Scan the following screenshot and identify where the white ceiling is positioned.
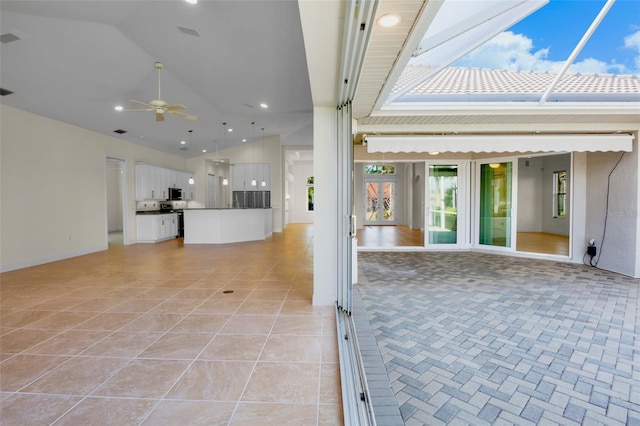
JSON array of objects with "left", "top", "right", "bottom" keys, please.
[
  {"left": 1, "top": 0, "right": 315, "bottom": 157},
  {"left": 2, "top": 0, "right": 638, "bottom": 160}
]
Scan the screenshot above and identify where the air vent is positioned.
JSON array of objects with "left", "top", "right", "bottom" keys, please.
[
  {"left": 1, "top": 33, "right": 21, "bottom": 44},
  {"left": 177, "top": 26, "right": 200, "bottom": 37},
  {"left": 179, "top": 146, "right": 189, "bottom": 151},
  {"left": 0, "top": 88, "right": 14, "bottom": 96},
  {"left": 113, "top": 129, "right": 127, "bottom": 134}
]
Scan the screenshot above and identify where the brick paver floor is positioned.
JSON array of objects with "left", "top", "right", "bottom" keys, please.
[{"left": 356, "top": 251, "right": 640, "bottom": 425}]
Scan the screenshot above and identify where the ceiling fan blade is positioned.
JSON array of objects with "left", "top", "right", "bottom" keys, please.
[
  {"left": 130, "top": 99, "right": 154, "bottom": 108},
  {"left": 165, "top": 104, "right": 186, "bottom": 111},
  {"left": 168, "top": 111, "right": 197, "bottom": 120},
  {"left": 120, "top": 108, "right": 153, "bottom": 112},
  {"left": 156, "top": 112, "right": 165, "bottom": 122}
]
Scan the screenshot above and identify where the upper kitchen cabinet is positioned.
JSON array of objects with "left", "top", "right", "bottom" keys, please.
[
  {"left": 135, "top": 163, "right": 195, "bottom": 201},
  {"left": 257, "top": 163, "right": 270, "bottom": 190},
  {"left": 135, "top": 164, "right": 160, "bottom": 200},
  {"left": 182, "top": 172, "right": 195, "bottom": 200},
  {"left": 232, "top": 163, "right": 270, "bottom": 191}
]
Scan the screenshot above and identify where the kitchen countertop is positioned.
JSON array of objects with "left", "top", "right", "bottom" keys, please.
[
  {"left": 136, "top": 211, "right": 181, "bottom": 215},
  {"left": 184, "top": 207, "right": 272, "bottom": 210}
]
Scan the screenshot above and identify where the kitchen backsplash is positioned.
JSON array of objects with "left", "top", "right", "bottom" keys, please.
[
  {"left": 170, "top": 201, "right": 188, "bottom": 210},
  {"left": 136, "top": 200, "right": 188, "bottom": 212},
  {"left": 136, "top": 201, "right": 160, "bottom": 211}
]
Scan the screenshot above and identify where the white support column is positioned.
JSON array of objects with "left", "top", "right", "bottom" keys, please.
[
  {"left": 313, "top": 106, "right": 338, "bottom": 306},
  {"left": 571, "top": 152, "right": 587, "bottom": 264}
]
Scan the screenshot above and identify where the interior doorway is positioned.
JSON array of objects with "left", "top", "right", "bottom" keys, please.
[
  {"left": 106, "top": 157, "right": 126, "bottom": 245},
  {"left": 516, "top": 154, "right": 571, "bottom": 256}
]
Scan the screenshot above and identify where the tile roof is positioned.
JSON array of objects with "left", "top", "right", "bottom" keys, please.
[{"left": 393, "top": 67, "right": 640, "bottom": 101}]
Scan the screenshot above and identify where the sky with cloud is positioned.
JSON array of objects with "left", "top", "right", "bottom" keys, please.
[{"left": 453, "top": 0, "right": 640, "bottom": 75}]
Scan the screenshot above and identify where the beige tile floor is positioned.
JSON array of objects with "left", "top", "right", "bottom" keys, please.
[{"left": 0, "top": 224, "right": 343, "bottom": 425}]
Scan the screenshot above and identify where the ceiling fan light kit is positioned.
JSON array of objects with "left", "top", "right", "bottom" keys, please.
[{"left": 118, "top": 62, "right": 197, "bottom": 122}]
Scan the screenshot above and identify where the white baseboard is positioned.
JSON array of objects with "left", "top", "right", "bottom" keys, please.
[{"left": 0, "top": 244, "right": 108, "bottom": 273}]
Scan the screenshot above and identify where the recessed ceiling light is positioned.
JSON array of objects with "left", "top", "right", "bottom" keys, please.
[
  {"left": 180, "top": 140, "right": 186, "bottom": 145},
  {"left": 242, "top": 138, "right": 247, "bottom": 142},
  {"left": 202, "top": 149, "right": 207, "bottom": 153},
  {"left": 377, "top": 14, "right": 401, "bottom": 27},
  {"left": 184, "top": 0, "right": 197, "bottom": 4},
  {"left": 228, "top": 128, "right": 233, "bottom": 132},
  {"left": 260, "top": 103, "right": 268, "bottom": 109},
  {"left": 114, "top": 105, "right": 123, "bottom": 111}
]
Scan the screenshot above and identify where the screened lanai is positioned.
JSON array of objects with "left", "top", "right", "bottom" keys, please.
[{"left": 353, "top": 0, "right": 639, "bottom": 260}]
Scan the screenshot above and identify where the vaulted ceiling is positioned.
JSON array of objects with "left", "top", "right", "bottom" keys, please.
[
  {"left": 2, "top": 0, "right": 638, "bottom": 160},
  {"left": 1, "top": 1, "right": 314, "bottom": 157}
]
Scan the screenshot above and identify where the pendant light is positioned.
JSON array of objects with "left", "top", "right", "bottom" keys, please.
[
  {"left": 260, "top": 127, "right": 266, "bottom": 187},
  {"left": 250, "top": 121, "right": 257, "bottom": 186},
  {"left": 221, "top": 122, "right": 229, "bottom": 185},
  {"left": 187, "top": 130, "right": 195, "bottom": 184}
]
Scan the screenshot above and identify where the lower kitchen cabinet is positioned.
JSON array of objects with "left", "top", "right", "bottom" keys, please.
[{"left": 136, "top": 214, "right": 177, "bottom": 243}]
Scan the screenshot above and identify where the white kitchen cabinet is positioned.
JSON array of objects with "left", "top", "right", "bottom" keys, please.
[
  {"left": 166, "top": 214, "right": 178, "bottom": 238},
  {"left": 232, "top": 164, "right": 247, "bottom": 190},
  {"left": 135, "top": 163, "right": 195, "bottom": 201},
  {"left": 136, "top": 213, "right": 177, "bottom": 243},
  {"left": 135, "top": 164, "right": 167, "bottom": 200},
  {"left": 166, "top": 169, "right": 178, "bottom": 189},
  {"left": 155, "top": 168, "right": 169, "bottom": 200},
  {"left": 232, "top": 163, "right": 270, "bottom": 190},
  {"left": 135, "top": 164, "right": 158, "bottom": 200},
  {"left": 181, "top": 172, "right": 195, "bottom": 200},
  {"left": 256, "top": 163, "right": 270, "bottom": 190}
]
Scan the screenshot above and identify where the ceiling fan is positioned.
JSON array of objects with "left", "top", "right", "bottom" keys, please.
[{"left": 120, "top": 62, "right": 197, "bottom": 122}]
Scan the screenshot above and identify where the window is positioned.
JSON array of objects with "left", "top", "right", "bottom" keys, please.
[
  {"left": 364, "top": 164, "right": 395, "bottom": 175},
  {"left": 553, "top": 171, "right": 567, "bottom": 218},
  {"left": 306, "top": 176, "right": 314, "bottom": 211}
]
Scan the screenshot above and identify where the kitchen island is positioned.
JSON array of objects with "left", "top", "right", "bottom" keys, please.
[{"left": 183, "top": 208, "right": 272, "bottom": 244}]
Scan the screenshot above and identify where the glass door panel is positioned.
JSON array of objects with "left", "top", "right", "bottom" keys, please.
[
  {"left": 365, "top": 181, "right": 379, "bottom": 222},
  {"left": 381, "top": 182, "right": 396, "bottom": 223},
  {"left": 428, "top": 165, "right": 458, "bottom": 244},
  {"left": 479, "top": 162, "right": 513, "bottom": 247},
  {"left": 364, "top": 180, "right": 396, "bottom": 225}
]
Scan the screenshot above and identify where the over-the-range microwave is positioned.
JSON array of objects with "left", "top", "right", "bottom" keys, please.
[{"left": 168, "top": 187, "right": 182, "bottom": 200}]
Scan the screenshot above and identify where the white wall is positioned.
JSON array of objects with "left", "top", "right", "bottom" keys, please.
[
  {"left": 289, "top": 161, "right": 314, "bottom": 223},
  {"left": 517, "top": 157, "right": 544, "bottom": 232},
  {"left": 585, "top": 140, "right": 639, "bottom": 277},
  {"left": 1, "top": 105, "right": 188, "bottom": 272}
]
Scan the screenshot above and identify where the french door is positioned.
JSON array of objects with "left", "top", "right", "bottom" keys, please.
[
  {"left": 364, "top": 179, "right": 397, "bottom": 225},
  {"left": 425, "top": 162, "right": 469, "bottom": 248},
  {"left": 475, "top": 159, "right": 517, "bottom": 250},
  {"left": 428, "top": 164, "right": 458, "bottom": 244}
]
